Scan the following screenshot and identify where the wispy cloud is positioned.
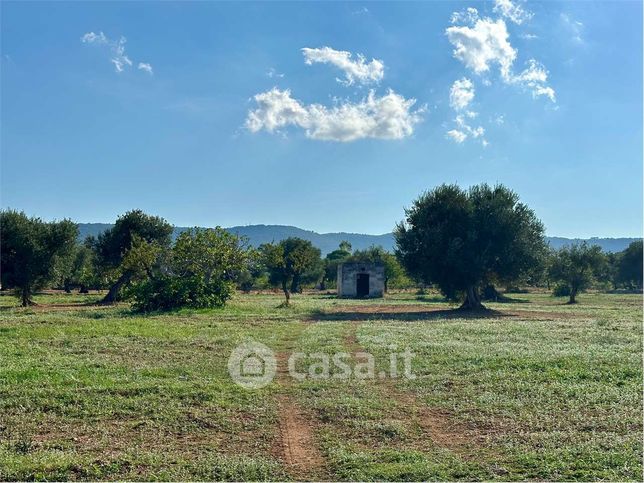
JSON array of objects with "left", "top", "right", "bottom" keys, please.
[
  {"left": 493, "top": 0, "right": 533, "bottom": 25},
  {"left": 81, "top": 31, "right": 152, "bottom": 74},
  {"left": 449, "top": 77, "right": 475, "bottom": 111},
  {"left": 561, "top": 13, "right": 584, "bottom": 44},
  {"left": 246, "top": 88, "right": 424, "bottom": 142},
  {"left": 266, "top": 67, "right": 284, "bottom": 79},
  {"left": 511, "top": 59, "right": 555, "bottom": 102},
  {"left": 302, "top": 46, "right": 384, "bottom": 86},
  {"left": 446, "top": 129, "right": 467, "bottom": 143},
  {"left": 137, "top": 62, "right": 153, "bottom": 74},
  {"left": 446, "top": 78, "right": 486, "bottom": 145},
  {"left": 445, "top": 10, "right": 555, "bottom": 103}
]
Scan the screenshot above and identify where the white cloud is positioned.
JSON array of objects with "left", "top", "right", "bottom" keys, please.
[
  {"left": 493, "top": 0, "right": 533, "bottom": 25},
  {"left": 81, "top": 31, "right": 151, "bottom": 74},
  {"left": 246, "top": 87, "right": 424, "bottom": 142},
  {"left": 520, "top": 33, "right": 538, "bottom": 40},
  {"left": 511, "top": 59, "right": 555, "bottom": 102},
  {"left": 446, "top": 79, "right": 486, "bottom": 145},
  {"left": 446, "top": 18, "right": 517, "bottom": 80},
  {"left": 446, "top": 114, "right": 486, "bottom": 145},
  {"left": 449, "top": 77, "right": 475, "bottom": 111},
  {"left": 302, "top": 46, "right": 384, "bottom": 86},
  {"left": 446, "top": 15, "right": 555, "bottom": 103},
  {"left": 456, "top": 114, "right": 485, "bottom": 138},
  {"left": 450, "top": 7, "right": 479, "bottom": 26},
  {"left": 138, "top": 62, "right": 153, "bottom": 74},
  {"left": 446, "top": 130, "right": 467, "bottom": 143},
  {"left": 81, "top": 32, "right": 107, "bottom": 44}
]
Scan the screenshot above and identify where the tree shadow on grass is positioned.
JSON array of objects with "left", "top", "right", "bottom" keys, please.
[
  {"left": 308, "top": 306, "right": 509, "bottom": 323},
  {"left": 0, "top": 300, "right": 102, "bottom": 311},
  {"left": 483, "top": 296, "right": 531, "bottom": 304}
]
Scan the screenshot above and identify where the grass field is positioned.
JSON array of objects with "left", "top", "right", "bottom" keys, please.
[{"left": 0, "top": 290, "right": 641, "bottom": 481}]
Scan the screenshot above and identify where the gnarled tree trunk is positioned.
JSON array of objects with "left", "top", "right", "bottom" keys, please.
[
  {"left": 102, "top": 272, "right": 130, "bottom": 304},
  {"left": 568, "top": 285, "right": 578, "bottom": 304},
  {"left": 460, "top": 285, "right": 484, "bottom": 310},
  {"left": 281, "top": 279, "right": 291, "bottom": 306},
  {"left": 21, "top": 287, "right": 35, "bottom": 307}
]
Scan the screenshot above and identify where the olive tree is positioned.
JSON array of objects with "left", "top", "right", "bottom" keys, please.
[
  {"left": 95, "top": 210, "right": 173, "bottom": 303},
  {"left": 260, "top": 237, "right": 321, "bottom": 305},
  {"left": 616, "top": 241, "right": 643, "bottom": 290},
  {"left": 0, "top": 210, "right": 78, "bottom": 306},
  {"left": 395, "top": 184, "right": 546, "bottom": 309},
  {"left": 322, "top": 241, "right": 352, "bottom": 289},
  {"left": 549, "top": 243, "right": 608, "bottom": 303}
]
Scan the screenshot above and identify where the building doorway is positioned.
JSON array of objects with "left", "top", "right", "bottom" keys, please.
[{"left": 356, "top": 273, "right": 370, "bottom": 297}]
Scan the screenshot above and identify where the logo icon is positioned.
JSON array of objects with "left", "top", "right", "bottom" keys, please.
[{"left": 228, "top": 341, "right": 277, "bottom": 389}]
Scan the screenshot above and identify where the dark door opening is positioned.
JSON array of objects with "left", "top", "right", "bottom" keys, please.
[{"left": 356, "top": 273, "right": 370, "bottom": 297}]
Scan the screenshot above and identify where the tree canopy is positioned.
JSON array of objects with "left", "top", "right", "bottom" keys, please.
[
  {"left": 129, "top": 228, "right": 249, "bottom": 311},
  {"left": 322, "top": 241, "right": 352, "bottom": 289},
  {"left": 1, "top": 210, "right": 78, "bottom": 306},
  {"left": 394, "top": 183, "right": 546, "bottom": 309},
  {"left": 260, "top": 237, "right": 321, "bottom": 305},
  {"left": 95, "top": 210, "right": 173, "bottom": 303},
  {"left": 549, "top": 242, "right": 608, "bottom": 303},
  {"left": 616, "top": 240, "right": 643, "bottom": 290}
]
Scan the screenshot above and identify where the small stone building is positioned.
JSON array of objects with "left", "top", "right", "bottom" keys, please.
[{"left": 337, "top": 262, "right": 385, "bottom": 298}]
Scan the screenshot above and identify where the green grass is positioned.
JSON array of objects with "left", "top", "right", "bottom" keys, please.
[{"left": 0, "top": 290, "right": 641, "bottom": 480}]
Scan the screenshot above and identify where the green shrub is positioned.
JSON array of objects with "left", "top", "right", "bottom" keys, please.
[
  {"left": 128, "top": 228, "right": 248, "bottom": 312},
  {"left": 129, "top": 274, "right": 235, "bottom": 312}
]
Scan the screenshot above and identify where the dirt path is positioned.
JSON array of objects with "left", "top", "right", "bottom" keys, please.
[
  {"left": 273, "top": 328, "right": 327, "bottom": 480},
  {"left": 343, "top": 321, "right": 493, "bottom": 458},
  {"left": 276, "top": 394, "right": 325, "bottom": 477}
]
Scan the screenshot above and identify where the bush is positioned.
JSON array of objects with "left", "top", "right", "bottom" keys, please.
[
  {"left": 553, "top": 283, "right": 571, "bottom": 297},
  {"left": 127, "top": 228, "right": 248, "bottom": 312},
  {"left": 130, "top": 274, "right": 235, "bottom": 312}
]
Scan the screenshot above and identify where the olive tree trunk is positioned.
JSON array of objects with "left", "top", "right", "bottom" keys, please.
[
  {"left": 568, "top": 285, "right": 578, "bottom": 304},
  {"left": 102, "top": 272, "right": 130, "bottom": 304},
  {"left": 281, "top": 279, "right": 291, "bottom": 306},
  {"left": 460, "top": 285, "right": 484, "bottom": 310},
  {"left": 21, "top": 287, "right": 35, "bottom": 307}
]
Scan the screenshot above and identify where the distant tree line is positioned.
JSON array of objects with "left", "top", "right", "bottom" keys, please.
[{"left": 1, "top": 185, "right": 641, "bottom": 310}]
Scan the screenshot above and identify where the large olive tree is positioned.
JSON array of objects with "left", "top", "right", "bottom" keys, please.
[
  {"left": 0, "top": 210, "right": 78, "bottom": 306},
  {"left": 395, "top": 184, "right": 546, "bottom": 309},
  {"left": 95, "top": 210, "right": 173, "bottom": 303}
]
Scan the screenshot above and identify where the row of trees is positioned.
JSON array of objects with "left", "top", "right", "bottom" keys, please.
[
  {"left": 1, "top": 185, "right": 641, "bottom": 309},
  {"left": 0, "top": 209, "right": 408, "bottom": 308}
]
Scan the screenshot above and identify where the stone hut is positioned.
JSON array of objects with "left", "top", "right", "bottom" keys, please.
[{"left": 337, "top": 262, "right": 385, "bottom": 298}]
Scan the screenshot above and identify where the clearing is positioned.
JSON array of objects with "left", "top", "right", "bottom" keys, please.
[{"left": 0, "top": 290, "right": 641, "bottom": 480}]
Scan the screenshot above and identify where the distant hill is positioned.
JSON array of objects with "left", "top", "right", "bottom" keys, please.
[{"left": 77, "top": 223, "right": 639, "bottom": 255}]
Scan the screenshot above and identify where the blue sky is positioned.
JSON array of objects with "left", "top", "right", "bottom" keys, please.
[{"left": 1, "top": 1, "right": 642, "bottom": 237}]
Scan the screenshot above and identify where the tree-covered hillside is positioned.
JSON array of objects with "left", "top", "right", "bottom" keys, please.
[{"left": 77, "top": 223, "right": 640, "bottom": 255}]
